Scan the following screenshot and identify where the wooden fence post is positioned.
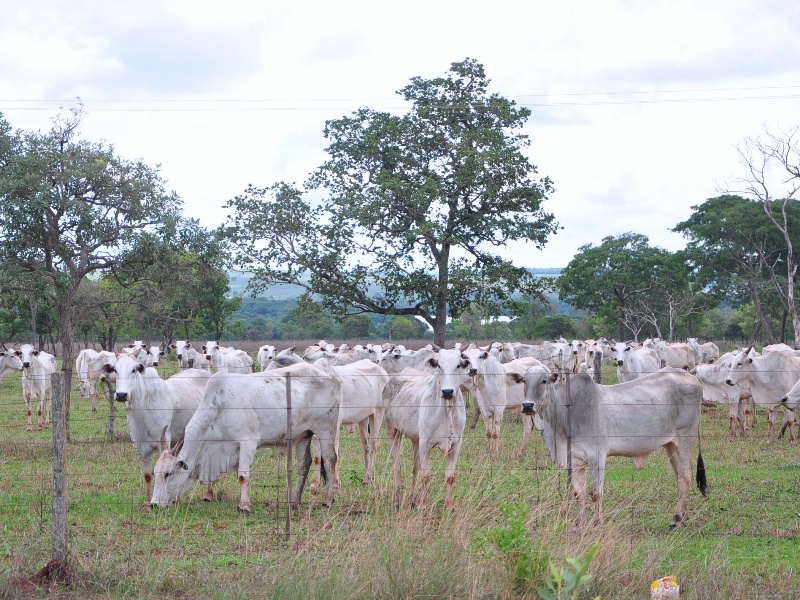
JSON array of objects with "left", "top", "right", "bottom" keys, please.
[
  {"left": 593, "top": 349, "right": 602, "bottom": 383},
  {"left": 565, "top": 370, "right": 573, "bottom": 494},
  {"left": 51, "top": 372, "right": 68, "bottom": 563},
  {"left": 285, "top": 372, "right": 292, "bottom": 539},
  {"left": 104, "top": 377, "right": 116, "bottom": 441}
]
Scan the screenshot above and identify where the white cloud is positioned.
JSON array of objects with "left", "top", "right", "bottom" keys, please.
[{"left": 2, "top": 0, "right": 799, "bottom": 269}]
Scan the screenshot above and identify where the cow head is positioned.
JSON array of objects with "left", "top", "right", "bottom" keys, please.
[
  {"left": 508, "top": 364, "right": 553, "bottom": 429},
  {"left": 725, "top": 347, "right": 753, "bottom": 387},
  {"left": 151, "top": 427, "right": 194, "bottom": 509},
  {"left": 461, "top": 348, "right": 489, "bottom": 376},
  {"left": 107, "top": 354, "right": 147, "bottom": 403},
  {"left": 425, "top": 348, "right": 471, "bottom": 400},
  {"left": 0, "top": 349, "right": 23, "bottom": 373},
  {"left": 16, "top": 344, "right": 39, "bottom": 369}
]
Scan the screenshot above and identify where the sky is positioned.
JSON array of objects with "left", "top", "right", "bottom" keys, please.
[{"left": 2, "top": 0, "right": 800, "bottom": 269}]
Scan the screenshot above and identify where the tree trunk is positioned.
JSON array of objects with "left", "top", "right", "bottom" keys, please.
[{"left": 58, "top": 291, "right": 75, "bottom": 442}]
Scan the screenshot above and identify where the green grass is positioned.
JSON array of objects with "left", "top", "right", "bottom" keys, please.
[{"left": 0, "top": 355, "right": 799, "bottom": 598}]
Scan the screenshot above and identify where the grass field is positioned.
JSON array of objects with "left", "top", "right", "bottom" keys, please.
[{"left": 0, "top": 353, "right": 799, "bottom": 598}]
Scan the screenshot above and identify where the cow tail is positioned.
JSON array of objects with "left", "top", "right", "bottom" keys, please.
[{"left": 696, "top": 418, "right": 708, "bottom": 497}]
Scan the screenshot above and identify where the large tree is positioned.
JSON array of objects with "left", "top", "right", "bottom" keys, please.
[
  {"left": 673, "top": 195, "right": 798, "bottom": 344},
  {"left": 724, "top": 127, "right": 800, "bottom": 345},
  {"left": 557, "top": 233, "right": 670, "bottom": 341},
  {"left": 0, "top": 105, "right": 182, "bottom": 438},
  {"left": 221, "top": 59, "right": 558, "bottom": 346}
]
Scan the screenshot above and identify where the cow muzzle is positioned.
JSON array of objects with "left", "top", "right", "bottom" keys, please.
[
  {"left": 521, "top": 402, "right": 536, "bottom": 415},
  {"left": 22, "top": 362, "right": 30, "bottom": 368},
  {"left": 725, "top": 378, "right": 734, "bottom": 386},
  {"left": 616, "top": 360, "right": 623, "bottom": 366},
  {"left": 115, "top": 392, "right": 128, "bottom": 402},
  {"left": 782, "top": 396, "right": 794, "bottom": 411},
  {"left": 441, "top": 388, "right": 454, "bottom": 399}
]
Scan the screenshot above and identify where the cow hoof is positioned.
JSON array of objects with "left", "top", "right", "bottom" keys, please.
[
  {"left": 236, "top": 507, "right": 251, "bottom": 516},
  {"left": 203, "top": 497, "right": 212, "bottom": 503},
  {"left": 322, "top": 501, "right": 334, "bottom": 509}
]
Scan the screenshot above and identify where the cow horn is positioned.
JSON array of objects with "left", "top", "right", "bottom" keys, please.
[
  {"left": 160, "top": 425, "right": 170, "bottom": 453},
  {"left": 171, "top": 435, "right": 185, "bottom": 457}
]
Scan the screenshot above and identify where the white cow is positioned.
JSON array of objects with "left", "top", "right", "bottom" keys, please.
[
  {"left": 468, "top": 355, "right": 543, "bottom": 454},
  {"left": 0, "top": 349, "right": 23, "bottom": 382},
  {"left": 17, "top": 344, "right": 57, "bottom": 431},
  {"left": 383, "top": 348, "right": 472, "bottom": 510},
  {"left": 75, "top": 348, "right": 107, "bottom": 412},
  {"left": 100, "top": 353, "right": 212, "bottom": 504},
  {"left": 692, "top": 351, "right": 753, "bottom": 437},
  {"left": 378, "top": 346, "right": 437, "bottom": 375},
  {"left": 171, "top": 341, "right": 198, "bottom": 369},
  {"left": 687, "top": 338, "right": 720, "bottom": 364},
  {"left": 149, "top": 361, "right": 342, "bottom": 512},
  {"left": 202, "top": 341, "right": 253, "bottom": 374},
  {"left": 257, "top": 344, "right": 277, "bottom": 371},
  {"left": 488, "top": 342, "right": 516, "bottom": 364},
  {"left": 607, "top": 342, "right": 661, "bottom": 382},
  {"left": 653, "top": 340, "right": 697, "bottom": 370},
  {"left": 310, "top": 359, "right": 390, "bottom": 488},
  {"left": 510, "top": 365, "right": 706, "bottom": 530},
  {"left": 725, "top": 348, "right": 800, "bottom": 443}
]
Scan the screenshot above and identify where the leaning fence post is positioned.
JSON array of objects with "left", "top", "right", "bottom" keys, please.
[
  {"left": 285, "top": 372, "right": 293, "bottom": 539},
  {"left": 51, "top": 371, "right": 68, "bottom": 564},
  {"left": 565, "top": 370, "right": 573, "bottom": 494}
]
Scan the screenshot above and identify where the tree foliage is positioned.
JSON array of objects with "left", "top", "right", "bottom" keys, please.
[{"left": 221, "top": 58, "right": 558, "bottom": 345}]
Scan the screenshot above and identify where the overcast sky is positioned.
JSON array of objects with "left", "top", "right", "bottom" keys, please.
[{"left": 2, "top": 0, "right": 800, "bottom": 268}]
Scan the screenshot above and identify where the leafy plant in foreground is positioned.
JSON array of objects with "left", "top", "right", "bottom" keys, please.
[{"left": 537, "top": 540, "right": 600, "bottom": 600}]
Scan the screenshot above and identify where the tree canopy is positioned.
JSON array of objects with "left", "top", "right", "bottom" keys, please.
[{"left": 221, "top": 58, "right": 558, "bottom": 345}]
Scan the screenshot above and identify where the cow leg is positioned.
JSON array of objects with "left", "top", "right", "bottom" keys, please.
[
  {"left": 357, "top": 419, "right": 370, "bottom": 483},
  {"left": 37, "top": 392, "right": 45, "bottom": 431},
  {"left": 519, "top": 414, "right": 533, "bottom": 456},
  {"left": 492, "top": 412, "right": 503, "bottom": 454},
  {"left": 142, "top": 457, "right": 155, "bottom": 507},
  {"left": 291, "top": 436, "right": 313, "bottom": 508},
  {"left": 315, "top": 431, "right": 338, "bottom": 507},
  {"left": 783, "top": 407, "right": 796, "bottom": 443},
  {"left": 310, "top": 435, "right": 322, "bottom": 489},
  {"left": 415, "top": 440, "right": 431, "bottom": 512},
  {"left": 203, "top": 482, "right": 215, "bottom": 502},
  {"left": 24, "top": 392, "right": 33, "bottom": 431},
  {"left": 664, "top": 441, "right": 691, "bottom": 530},
  {"left": 767, "top": 406, "right": 777, "bottom": 444},
  {"left": 467, "top": 391, "right": 481, "bottom": 430},
  {"left": 444, "top": 437, "right": 464, "bottom": 510},
  {"left": 236, "top": 443, "right": 257, "bottom": 515},
  {"left": 588, "top": 456, "right": 606, "bottom": 527},
  {"left": 389, "top": 426, "right": 404, "bottom": 508},
  {"left": 44, "top": 390, "right": 51, "bottom": 428},
  {"left": 571, "top": 463, "right": 588, "bottom": 529},
  {"left": 483, "top": 409, "right": 495, "bottom": 453},
  {"left": 363, "top": 409, "right": 384, "bottom": 485}
]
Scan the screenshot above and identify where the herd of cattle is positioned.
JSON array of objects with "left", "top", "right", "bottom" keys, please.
[{"left": 1, "top": 336, "right": 799, "bottom": 529}]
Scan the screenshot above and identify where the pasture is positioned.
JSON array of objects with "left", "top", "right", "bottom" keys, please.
[{"left": 0, "top": 351, "right": 799, "bottom": 598}]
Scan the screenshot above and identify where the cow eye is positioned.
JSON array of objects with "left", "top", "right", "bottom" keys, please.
[{"left": 163, "top": 472, "right": 170, "bottom": 480}]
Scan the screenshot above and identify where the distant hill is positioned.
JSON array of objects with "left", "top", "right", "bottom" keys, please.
[{"left": 227, "top": 268, "right": 562, "bottom": 299}]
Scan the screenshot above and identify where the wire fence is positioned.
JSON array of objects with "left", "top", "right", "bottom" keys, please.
[{"left": 0, "top": 360, "right": 799, "bottom": 566}]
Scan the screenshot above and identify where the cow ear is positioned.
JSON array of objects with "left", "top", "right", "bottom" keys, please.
[
  {"left": 426, "top": 358, "right": 439, "bottom": 369},
  {"left": 460, "top": 359, "right": 470, "bottom": 369},
  {"left": 186, "top": 343, "right": 191, "bottom": 348},
  {"left": 481, "top": 351, "right": 489, "bottom": 360},
  {"left": 508, "top": 373, "right": 523, "bottom": 384},
  {"left": 136, "top": 363, "right": 145, "bottom": 373},
  {"left": 100, "top": 363, "right": 115, "bottom": 374},
  {"left": 202, "top": 346, "right": 207, "bottom": 351},
  {"left": 549, "top": 372, "right": 559, "bottom": 383},
  {"left": 170, "top": 344, "right": 176, "bottom": 349},
  {"left": 176, "top": 460, "right": 188, "bottom": 471},
  {"left": 33, "top": 350, "right": 39, "bottom": 356}
]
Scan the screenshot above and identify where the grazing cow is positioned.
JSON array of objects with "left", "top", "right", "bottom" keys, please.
[
  {"left": 0, "top": 348, "right": 23, "bottom": 382},
  {"left": 468, "top": 354, "right": 543, "bottom": 454},
  {"left": 692, "top": 351, "right": 754, "bottom": 437},
  {"left": 725, "top": 348, "right": 800, "bottom": 443},
  {"left": 687, "top": 338, "right": 720, "bottom": 364},
  {"left": 16, "top": 344, "right": 57, "bottom": 431},
  {"left": 653, "top": 340, "right": 697, "bottom": 370},
  {"left": 311, "top": 359, "right": 391, "bottom": 488},
  {"left": 607, "top": 342, "right": 661, "bottom": 382},
  {"left": 257, "top": 344, "right": 277, "bottom": 371},
  {"left": 383, "top": 348, "right": 472, "bottom": 510},
  {"left": 510, "top": 365, "right": 706, "bottom": 530},
  {"left": 149, "top": 361, "right": 342, "bottom": 512},
  {"left": 100, "top": 354, "right": 212, "bottom": 505},
  {"left": 202, "top": 341, "right": 253, "bottom": 374},
  {"left": 171, "top": 341, "right": 198, "bottom": 369}
]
